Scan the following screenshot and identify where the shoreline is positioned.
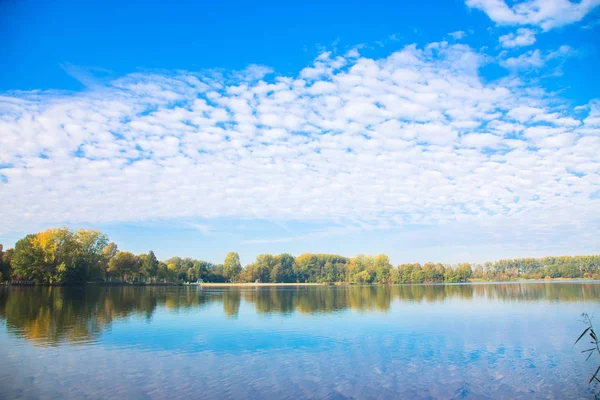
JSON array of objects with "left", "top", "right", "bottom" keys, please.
[
  {"left": 0, "top": 278, "right": 600, "bottom": 287},
  {"left": 193, "top": 282, "right": 329, "bottom": 287},
  {"left": 196, "top": 278, "right": 600, "bottom": 287},
  {"left": 3, "top": 277, "right": 599, "bottom": 287}
]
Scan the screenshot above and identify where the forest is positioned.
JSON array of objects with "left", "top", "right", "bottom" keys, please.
[{"left": 1, "top": 228, "right": 599, "bottom": 285}]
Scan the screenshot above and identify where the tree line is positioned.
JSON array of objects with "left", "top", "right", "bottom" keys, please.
[{"left": 1, "top": 228, "right": 599, "bottom": 285}]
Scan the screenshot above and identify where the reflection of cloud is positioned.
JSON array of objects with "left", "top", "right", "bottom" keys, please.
[{"left": 2, "top": 284, "right": 600, "bottom": 350}]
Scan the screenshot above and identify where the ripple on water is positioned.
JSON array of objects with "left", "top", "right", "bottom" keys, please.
[{"left": 1, "top": 283, "right": 599, "bottom": 399}]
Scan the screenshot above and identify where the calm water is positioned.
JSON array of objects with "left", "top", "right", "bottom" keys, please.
[{"left": 1, "top": 283, "right": 599, "bottom": 399}]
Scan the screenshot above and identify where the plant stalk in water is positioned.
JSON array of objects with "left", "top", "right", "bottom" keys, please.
[{"left": 575, "top": 313, "right": 600, "bottom": 394}]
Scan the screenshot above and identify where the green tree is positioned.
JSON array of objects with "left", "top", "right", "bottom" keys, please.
[
  {"left": 10, "top": 228, "right": 112, "bottom": 284},
  {"left": 186, "top": 267, "right": 196, "bottom": 282},
  {"left": 141, "top": 251, "right": 159, "bottom": 282},
  {"left": 99, "top": 242, "right": 118, "bottom": 280},
  {"left": 374, "top": 254, "right": 392, "bottom": 283},
  {"left": 444, "top": 267, "right": 459, "bottom": 283},
  {"left": 457, "top": 263, "right": 472, "bottom": 282},
  {"left": 355, "top": 270, "right": 371, "bottom": 283},
  {"left": 32, "top": 228, "right": 81, "bottom": 284},
  {"left": 0, "top": 244, "right": 12, "bottom": 281},
  {"left": 192, "top": 260, "right": 213, "bottom": 282},
  {"left": 74, "top": 229, "right": 109, "bottom": 281},
  {"left": 157, "top": 262, "right": 169, "bottom": 283},
  {"left": 108, "top": 251, "right": 139, "bottom": 282},
  {"left": 224, "top": 252, "right": 242, "bottom": 282},
  {"left": 11, "top": 235, "right": 46, "bottom": 283},
  {"left": 271, "top": 254, "right": 295, "bottom": 283},
  {"left": 410, "top": 265, "right": 425, "bottom": 283}
]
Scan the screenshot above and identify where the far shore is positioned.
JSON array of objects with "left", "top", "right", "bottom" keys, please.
[
  {"left": 194, "top": 282, "right": 329, "bottom": 287},
  {"left": 4, "top": 277, "right": 599, "bottom": 287},
  {"left": 195, "top": 278, "right": 600, "bottom": 287}
]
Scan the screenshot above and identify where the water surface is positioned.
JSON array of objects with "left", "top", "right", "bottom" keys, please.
[{"left": 1, "top": 283, "right": 599, "bottom": 399}]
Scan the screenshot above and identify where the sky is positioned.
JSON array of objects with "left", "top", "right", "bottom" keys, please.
[{"left": 1, "top": 0, "right": 599, "bottom": 265}]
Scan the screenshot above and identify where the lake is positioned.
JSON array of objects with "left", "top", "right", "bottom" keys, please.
[{"left": 1, "top": 283, "right": 599, "bottom": 399}]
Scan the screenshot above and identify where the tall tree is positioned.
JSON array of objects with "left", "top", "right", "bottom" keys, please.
[
  {"left": 11, "top": 235, "right": 46, "bottom": 283},
  {"left": 108, "top": 251, "right": 139, "bottom": 282},
  {"left": 271, "top": 254, "right": 295, "bottom": 283},
  {"left": 0, "top": 244, "right": 6, "bottom": 282},
  {"left": 74, "top": 229, "right": 109, "bottom": 281},
  {"left": 100, "top": 242, "right": 118, "bottom": 280},
  {"left": 224, "top": 252, "right": 242, "bottom": 282},
  {"left": 374, "top": 254, "right": 392, "bottom": 283},
  {"left": 141, "top": 251, "right": 159, "bottom": 282},
  {"left": 186, "top": 267, "right": 196, "bottom": 282},
  {"left": 2, "top": 248, "right": 14, "bottom": 281},
  {"left": 32, "top": 228, "right": 80, "bottom": 284}
]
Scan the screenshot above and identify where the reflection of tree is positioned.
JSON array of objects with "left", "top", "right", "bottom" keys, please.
[
  {"left": 0, "top": 286, "right": 160, "bottom": 345},
  {"left": 223, "top": 290, "right": 241, "bottom": 318},
  {"left": 1, "top": 283, "right": 599, "bottom": 346}
]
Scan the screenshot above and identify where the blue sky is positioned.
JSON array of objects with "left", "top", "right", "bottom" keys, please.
[{"left": 1, "top": 0, "right": 599, "bottom": 265}]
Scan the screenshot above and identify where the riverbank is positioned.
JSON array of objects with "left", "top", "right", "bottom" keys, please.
[
  {"left": 469, "top": 277, "right": 599, "bottom": 283},
  {"left": 191, "top": 282, "right": 330, "bottom": 287},
  {"left": 4, "top": 277, "right": 599, "bottom": 287}
]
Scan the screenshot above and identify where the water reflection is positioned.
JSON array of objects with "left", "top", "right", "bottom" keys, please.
[{"left": 0, "top": 282, "right": 599, "bottom": 346}]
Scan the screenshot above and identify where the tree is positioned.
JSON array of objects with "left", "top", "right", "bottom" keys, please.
[
  {"left": 108, "top": 251, "right": 139, "bottom": 282},
  {"left": 224, "top": 252, "right": 242, "bottom": 282},
  {"left": 186, "top": 267, "right": 196, "bottom": 282},
  {"left": 320, "top": 261, "right": 337, "bottom": 283},
  {"left": 457, "top": 263, "right": 472, "bottom": 282},
  {"left": 75, "top": 229, "right": 109, "bottom": 281},
  {"left": 410, "top": 265, "right": 425, "bottom": 283},
  {"left": 253, "top": 254, "right": 276, "bottom": 282},
  {"left": 294, "top": 254, "right": 318, "bottom": 283},
  {"left": 374, "top": 254, "right": 392, "bottom": 283},
  {"left": 141, "top": 251, "right": 159, "bottom": 282},
  {"left": 444, "top": 267, "right": 459, "bottom": 283},
  {"left": 355, "top": 270, "right": 371, "bottom": 283},
  {"left": 31, "top": 228, "right": 80, "bottom": 284},
  {"left": 99, "top": 242, "right": 118, "bottom": 280},
  {"left": 157, "top": 262, "right": 169, "bottom": 283},
  {"left": 271, "top": 254, "right": 295, "bottom": 283},
  {"left": 11, "top": 235, "right": 46, "bottom": 283},
  {"left": 193, "top": 260, "right": 210, "bottom": 282},
  {"left": 0, "top": 244, "right": 13, "bottom": 281},
  {"left": 10, "top": 228, "right": 112, "bottom": 284}
]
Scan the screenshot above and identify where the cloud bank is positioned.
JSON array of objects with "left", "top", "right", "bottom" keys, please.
[
  {"left": 466, "top": 0, "right": 600, "bottom": 31},
  {"left": 0, "top": 41, "right": 599, "bottom": 241}
]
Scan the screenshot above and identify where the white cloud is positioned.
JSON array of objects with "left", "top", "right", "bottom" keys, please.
[
  {"left": 501, "top": 49, "right": 545, "bottom": 68},
  {"left": 547, "top": 44, "right": 576, "bottom": 60},
  {"left": 186, "top": 222, "right": 212, "bottom": 235},
  {"left": 241, "top": 225, "right": 361, "bottom": 244},
  {"left": 449, "top": 30, "right": 467, "bottom": 39},
  {"left": 500, "top": 45, "right": 574, "bottom": 69},
  {"left": 461, "top": 133, "right": 502, "bottom": 148},
  {"left": 499, "top": 28, "right": 537, "bottom": 48},
  {"left": 466, "top": 0, "right": 600, "bottom": 31},
  {"left": 0, "top": 41, "right": 598, "bottom": 247}
]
